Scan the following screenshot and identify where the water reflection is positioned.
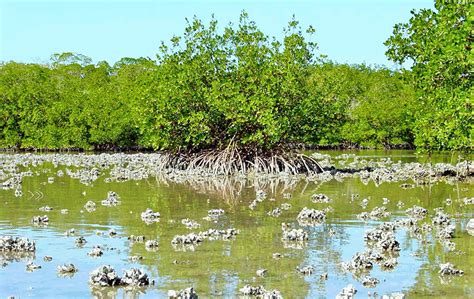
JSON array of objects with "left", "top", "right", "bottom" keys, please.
[{"left": 0, "top": 152, "right": 472, "bottom": 298}]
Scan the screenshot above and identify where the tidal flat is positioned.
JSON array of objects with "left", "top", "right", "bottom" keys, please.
[{"left": 0, "top": 151, "right": 473, "bottom": 298}]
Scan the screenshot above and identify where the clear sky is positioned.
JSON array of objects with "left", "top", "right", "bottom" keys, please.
[{"left": 0, "top": 0, "right": 433, "bottom": 67}]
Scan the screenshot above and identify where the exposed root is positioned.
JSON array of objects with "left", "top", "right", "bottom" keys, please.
[{"left": 162, "top": 144, "right": 322, "bottom": 176}]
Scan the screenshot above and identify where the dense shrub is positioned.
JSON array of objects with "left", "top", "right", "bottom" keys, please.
[
  {"left": 385, "top": 0, "right": 472, "bottom": 150},
  {"left": 0, "top": 8, "right": 468, "bottom": 151}
]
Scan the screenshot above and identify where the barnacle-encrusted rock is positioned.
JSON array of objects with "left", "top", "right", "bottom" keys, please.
[
  {"left": 297, "top": 207, "right": 326, "bottom": 221},
  {"left": 267, "top": 207, "right": 282, "bottom": 217},
  {"left": 57, "top": 263, "right": 78, "bottom": 273},
  {"left": 376, "top": 232, "right": 401, "bottom": 252},
  {"left": 381, "top": 292, "right": 406, "bottom": 299},
  {"left": 369, "top": 206, "right": 390, "bottom": 219},
  {"left": 128, "top": 255, "right": 143, "bottom": 262},
  {"left": 181, "top": 218, "right": 200, "bottom": 229},
  {"left": 207, "top": 209, "right": 225, "bottom": 217},
  {"left": 88, "top": 246, "right": 103, "bottom": 257},
  {"left": 75, "top": 236, "right": 87, "bottom": 246},
  {"left": 239, "top": 285, "right": 282, "bottom": 298},
  {"left": 171, "top": 233, "right": 203, "bottom": 245},
  {"left": 256, "top": 268, "right": 267, "bottom": 277},
  {"left": 0, "top": 236, "right": 35, "bottom": 252},
  {"left": 466, "top": 218, "right": 474, "bottom": 236},
  {"left": 296, "top": 265, "right": 314, "bottom": 275},
  {"left": 432, "top": 210, "right": 451, "bottom": 226},
  {"left": 89, "top": 265, "right": 121, "bottom": 286},
  {"left": 168, "top": 287, "right": 198, "bottom": 298},
  {"left": 84, "top": 200, "right": 96, "bottom": 212},
  {"left": 145, "top": 240, "right": 159, "bottom": 249},
  {"left": 311, "top": 193, "right": 331, "bottom": 203},
  {"left": 336, "top": 284, "right": 357, "bottom": 299},
  {"left": 38, "top": 206, "right": 53, "bottom": 212},
  {"left": 439, "top": 263, "right": 463, "bottom": 276},
  {"left": 141, "top": 208, "right": 161, "bottom": 224},
  {"left": 297, "top": 207, "right": 326, "bottom": 226},
  {"left": 128, "top": 235, "right": 146, "bottom": 243},
  {"left": 406, "top": 205, "right": 428, "bottom": 219},
  {"left": 199, "top": 228, "right": 239, "bottom": 240},
  {"left": 26, "top": 262, "right": 41, "bottom": 271},
  {"left": 437, "top": 225, "right": 455, "bottom": 239},
  {"left": 32, "top": 215, "right": 49, "bottom": 224},
  {"left": 282, "top": 228, "right": 308, "bottom": 241},
  {"left": 101, "top": 191, "right": 120, "bottom": 206},
  {"left": 121, "top": 268, "right": 150, "bottom": 286},
  {"left": 361, "top": 276, "right": 380, "bottom": 287},
  {"left": 342, "top": 251, "right": 373, "bottom": 272},
  {"left": 382, "top": 258, "right": 398, "bottom": 269}
]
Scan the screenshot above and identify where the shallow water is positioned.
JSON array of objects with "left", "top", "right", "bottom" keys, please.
[{"left": 0, "top": 151, "right": 473, "bottom": 298}]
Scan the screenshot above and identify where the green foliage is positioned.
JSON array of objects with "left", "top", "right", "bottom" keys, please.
[
  {"left": 139, "top": 13, "right": 318, "bottom": 151},
  {"left": 5, "top": 10, "right": 464, "bottom": 152},
  {"left": 385, "top": 0, "right": 473, "bottom": 150}
]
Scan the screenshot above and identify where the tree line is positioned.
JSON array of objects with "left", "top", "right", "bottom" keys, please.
[{"left": 0, "top": 2, "right": 471, "bottom": 152}]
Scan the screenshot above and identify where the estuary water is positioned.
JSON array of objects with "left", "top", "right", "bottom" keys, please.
[{"left": 0, "top": 151, "right": 472, "bottom": 298}]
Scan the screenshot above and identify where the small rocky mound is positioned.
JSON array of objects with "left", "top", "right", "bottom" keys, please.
[
  {"left": 75, "top": 236, "right": 87, "bottom": 246},
  {"left": 207, "top": 209, "right": 225, "bottom": 217},
  {"left": 361, "top": 276, "right": 380, "bottom": 287},
  {"left": 84, "top": 201, "right": 96, "bottom": 212},
  {"left": 311, "top": 193, "right": 331, "bottom": 203},
  {"left": 32, "top": 215, "right": 49, "bottom": 224},
  {"left": 406, "top": 205, "right": 428, "bottom": 219},
  {"left": 199, "top": 228, "right": 239, "bottom": 240},
  {"left": 296, "top": 265, "right": 314, "bottom": 275},
  {"left": 438, "top": 263, "right": 463, "bottom": 276},
  {"left": 101, "top": 191, "right": 120, "bottom": 206},
  {"left": 335, "top": 284, "right": 357, "bottom": 299},
  {"left": 121, "top": 268, "right": 150, "bottom": 286},
  {"left": 89, "top": 265, "right": 121, "bottom": 286},
  {"left": 89, "top": 265, "right": 150, "bottom": 287},
  {"left": 88, "top": 246, "right": 103, "bottom": 257},
  {"left": 0, "top": 236, "right": 35, "bottom": 252},
  {"left": 436, "top": 225, "right": 455, "bottom": 239},
  {"left": 297, "top": 207, "right": 326, "bottom": 226},
  {"left": 267, "top": 207, "right": 282, "bottom": 217},
  {"left": 141, "top": 208, "right": 161, "bottom": 224},
  {"left": 466, "top": 218, "right": 474, "bottom": 236},
  {"left": 432, "top": 210, "right": 451, "bottom": 226},
  {"left": 128, "top": 235, "right": 146, "bottom": 243},
  {"left": 39, "top": 206, "right": 53, "bottom": 212},
  {"left": 181, "top": 218, "right": 200, "bottom": 229},
  {"left": 171, "top": 233, "right": 203, "bottom": 245},
  {"left": 239, "top": 285, "right": 282, "bottom": 298},
  {"left": 57, "top": 263, "right": 78, "bottom": 273},
  {"left": 168, "top": 287, "right": 198, "bottom": 299},
  {"left": 26, "top": 262, "right": 41, "bottom": 271},
  {"left": 342, "top": 251, "right": 373, "bottom": 272},
  {"left": 282, "top": 228, "right": 308, "bottom": 241},
  {"left": 145, "top": 240, "right": 159, "bottom": 250}
]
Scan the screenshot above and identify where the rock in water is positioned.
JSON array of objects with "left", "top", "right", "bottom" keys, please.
[
  {"left": 466, "top": 218, "right": 474, "bottom": 236},
  {"left": 89, "top": 265, "right": 121, "bottom": 286},
  {"left": 167, "top": 287, "right": 198, "bottom": 298}
]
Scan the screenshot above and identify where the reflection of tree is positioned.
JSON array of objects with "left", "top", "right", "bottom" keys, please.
[
  {"left": 405, "top": 228, "right": 474, "bottom": 297},
  {"left": 0, "top": 251, "right": 35, "bottom": 267},
  {"left": 153, "top": 174, "right": 303, "bottom": 205},
  {"left": 2, "top": 159, "right": 473, "bottom": 298}
]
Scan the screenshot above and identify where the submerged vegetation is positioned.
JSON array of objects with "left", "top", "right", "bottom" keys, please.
[{"left": 0, "top": 1, "right": 471, "bottom": 154}]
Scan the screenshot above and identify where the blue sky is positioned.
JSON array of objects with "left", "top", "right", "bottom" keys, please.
[{"left": 0, "top": 0, "right": 433, "bottom": 67}]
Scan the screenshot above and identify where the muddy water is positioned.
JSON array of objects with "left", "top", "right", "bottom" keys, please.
[{"left": 0, "top": 151, "right": 473, "bottom": 298}]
